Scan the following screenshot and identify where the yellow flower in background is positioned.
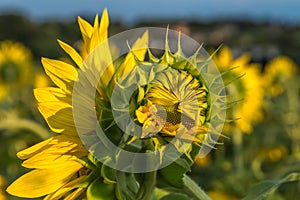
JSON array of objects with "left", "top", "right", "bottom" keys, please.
[
  {"left": 208, "top": 190, "right": 238, "bottom": 200},
  {"left": 263, "top": 56, "right": 298, "bottom": 96},
  {"left": 0, "top": 41, "right": 33, "bottom": 100},
  {"left": 265, "top": 146, "right": 287, "bottom": 162},
  {"left": 0, "top": 175, "right": 7, "bottom": 200},
  {"left": 34, "top": 71, "right": 51, "bottom": 88},
  {"left": 213, "top": 46, "right": 264, "bottom": 133},
  {"left": 194, "top": 154, "right": 211, "bottom": 167},
  {"left": 0, "top": 84, "right": 7, "bottom": 100}
]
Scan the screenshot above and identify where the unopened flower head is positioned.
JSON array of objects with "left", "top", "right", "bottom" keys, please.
[{"left": 7, "top": 9, "right": 226, "bottom": 199}]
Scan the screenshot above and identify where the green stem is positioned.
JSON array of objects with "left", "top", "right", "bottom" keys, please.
[
  {"left": 0, "top": 118, "right": 50, "bottom": 139},
  {"left": 233, "top": 126, "right": 244, "bottom": 174},
  {"left": 285, "top": 78, "right": 300, "bottom": 157},
  {"left": 183, "top": 174, "right": 211, "bottom": 200},
  {"left": 136, "top": 171, "right": 157, "bottom": 200}
]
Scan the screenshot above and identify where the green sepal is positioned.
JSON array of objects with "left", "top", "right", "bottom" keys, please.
[
  {"left": 157, "top": 160, "right": 187, "bottom": 188},
  {"left": 76, "top": 169, "right": 100, "bottom": 188},
  {"left": 174, "top": 32, "right": 185, "bottom": 58},
  {"left": 160, "top": 193, "right": 190, "bottom": 200},
  {"left": 75, "top": 156, "right": 98, "bottom": 170},
  {"left": 153, "top": 188, "right": 169, "bottom": 200},
  {"left": 148, "top": 48, "right": 160, "bottom": 63},
  {"left": 101, "top": 162, "right": 116, "bottom": 184},
  {"left": 157, "top": 142, "right": 200, "bottom": 188},
  {"left": 115, "top": 171, "right": 137, "bottom": 200},
  {"left": 87, "top": 177, "right": 116, "bottom": 200},
  {"left": 136, "top": 171, "right": 157, "bottom": 200},
  {"left": 115, "top": 181, "right": 126, "bottom": 200}
]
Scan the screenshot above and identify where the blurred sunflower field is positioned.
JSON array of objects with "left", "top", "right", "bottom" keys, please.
[{"left": 0, "top": 5, "right": 300, "bottom": 200}]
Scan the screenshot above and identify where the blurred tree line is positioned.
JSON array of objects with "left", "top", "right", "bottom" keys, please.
[{"left": 1, "top": 14, "right": 300, "bottom": 66}]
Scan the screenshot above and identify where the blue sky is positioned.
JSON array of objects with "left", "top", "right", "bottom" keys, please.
[{"left": 0, "top": 0, "right": 299, "bottom": 24}]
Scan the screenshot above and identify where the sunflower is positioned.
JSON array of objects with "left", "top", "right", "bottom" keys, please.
[
  {"left": 7, "top": 9, "right": 114, "bottom": 199},
  {"left": 0, "top": 41, "right": 33, "bottom": 100},
  {"left": 213, "top": 46, "right": 264, "bottom": 133},
  {"left": 8, "top": 9, "right": 225, "bottom": 199},
  {"left": 0, "top": 175, "right": 6, "bottom": 200},
  {"left": 34, "top": 71, "right": 51, "bottom": 89},
  {"left": 262, "top": 55, "right": 298, "bottom": 97}
]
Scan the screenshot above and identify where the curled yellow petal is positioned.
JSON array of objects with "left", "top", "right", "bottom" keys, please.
[
  {"left": 146, "top": 84, "right": 178, "bottom": 106},
  {"left": 34, "top": 87, "right": 71, "bottom": 104},
  {"left": 7, "top": 162, "right": 82, "bottom": 198},
  {"left": 57, "top": 39, "right": 83, "bottom": 68},
  {"left": 21, "top": 139, "right": 87, "bottom": 169},
  {"left": 17, "top": 135, "right": 82, "bottom": 159},
  {"left": 41, "top": 57, "right": 78, "bottom": 92},
  {"left": 77, "top": 16, "right": 93, "bottom": 41},
  {"left": 65, "top": 187, "right": 85, "bottom": 200},
  {"left": 44, "top": 175, "right": 87, "bottom": 200},
  {"left": 34, "top": 87, "right": 77, "bottom": 134},
  {"left": 99, "top": 8, "right": 109, "bottom": 43},
  {"left": 121, "top": 31, "right": 149, "bottom": 76}
]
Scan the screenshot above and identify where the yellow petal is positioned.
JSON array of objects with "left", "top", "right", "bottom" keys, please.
[
  {"left": 37, "top": 104, "right": 76, "bottom": 135},
  {"left": 6, "top": 162, "right": 82, "bottom": 198},
  {"left": 64, "top": 187, "right": 85, "bottom": 200},
  {"left": 44, "top": 175, "right": 87, "bottom": 200},
  {"left": 99, "top": 8, "right": 109, "bottom": 42},
  {"left": 42, "top": 57, "right": 77, "bottom": 92},
  {"left": 17, "top": 137, "right": 53, "bottom": 159},
  {"left": 77, "top": 16, "right": 93, "bottom": 58},
  {"left": 34, "top": 87, "right": 71, "bottom": 104},
  {"left": 57, "top": 39, "right": 83, "bottom": 68},
  {"left": 22, "top": 138, "right": 87, "bottom": 169},
  {"left": 88, "top": 10, "right": 114, "bottom": 86},
  {"left": 121, "top": 31, "right": 149, "bottom": 75},
  {"left": 34, "top": 87, "right": 76, "bottom": 134},
  {"left": 136, "top": 109, "right": 149, "bottom": 124},
  {"left": 89, "top": 14, "right": 99, "bottom": 52},
  {"left": 77, "top": 16, "right": 93, "bottom": 41},
  {"left": 17, "top": 135, "right": 81, "bottom": 159},
  {"left": 146, "top": 85, "right": 178, "bottom": 106}
]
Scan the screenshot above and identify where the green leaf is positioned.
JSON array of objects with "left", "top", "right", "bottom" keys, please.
[
  {"left": 160, "top": 193, "right": 190, "bottom": 200},
  {"left": 127, "top": 173, "right": 139, "bottom": 195},
  {"left": 158, "top": 160, "right": 187, "bottom": 188},
  {"left": 182, "top": 175, "right": 212, "bottom": 200},
  {"left": 158, "top": 143, "right": 200, "bottom": 189},
  {"left": 153, "top": 188, "right": 169, "bottom": 200},
  {"left": 136, "top": 171, "right": 157, "bottom": 200},
  {"left": 76, "top": 169, "right": 99, "bottom": 188},
  {"left": 87, "top": 178, "right": 115, "bottom": 200},
  {"left": 242, "top": 173, "right": 300, "bottom": 200},
  {"left": 115, "top": 183, "right": 126, "bottom": 200},
  {"left": 101, "top": 162, "right": 116, "bottom": 184},
  {"left": 115, "top": 171, "right": 137, "bottom": 200}
]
